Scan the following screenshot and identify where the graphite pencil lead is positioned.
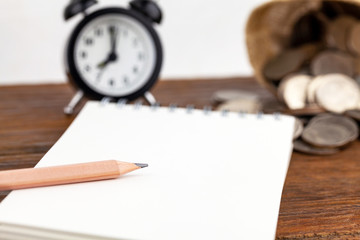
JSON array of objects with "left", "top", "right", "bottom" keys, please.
[{"left": 134, "top": 163, "right": 148, "bottom": 168}]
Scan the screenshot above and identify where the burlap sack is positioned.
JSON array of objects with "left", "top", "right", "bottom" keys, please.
[{"left": 246, "top": 0, "right": 360, "bottom": 95}]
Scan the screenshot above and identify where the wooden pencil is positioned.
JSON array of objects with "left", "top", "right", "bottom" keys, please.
[{"left": 0, "top": 160, "right": 147, "bottom": 191}]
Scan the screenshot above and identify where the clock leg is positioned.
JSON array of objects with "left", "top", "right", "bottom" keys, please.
[
  {"left": 144, "top": 91, "right": 157, "bottom": 106},
  {"left": 64, "top": 90, "right": 84, "bottom": 115}
]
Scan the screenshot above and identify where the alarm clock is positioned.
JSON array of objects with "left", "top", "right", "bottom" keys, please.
[{"left": 63, "top": 0, "right": 162, "bottom": 114}]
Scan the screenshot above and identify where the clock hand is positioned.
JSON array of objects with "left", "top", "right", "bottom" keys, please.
[
  {"left": 109, "top": 25, "right": 119, "bottom": 55},
  {"left": 97, "top": 26, "right": 119, "bottom": 69},
  {"left": 97, "top": 58, "right": 111, "bottom": 69},
  {"left": 97, "top": 52, "right": 117, "bottom": 69},
  {"left": 96, "top": 64, "right": 108, "bottom": 81}
]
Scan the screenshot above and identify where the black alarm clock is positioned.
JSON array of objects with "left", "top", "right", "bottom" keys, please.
[{"left": 63, "top": 0, "right": 162, "bottom": 114}]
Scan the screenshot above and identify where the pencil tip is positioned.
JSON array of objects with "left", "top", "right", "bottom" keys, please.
[{"left": 135, "top": 163, "right": 148, "bottom": 168}]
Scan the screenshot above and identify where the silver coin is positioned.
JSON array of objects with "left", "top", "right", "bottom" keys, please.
[
  {"left": 211, "top": 90, "right": 259, "bottom": 104},
  {"left": 310, "top": 50, "right": 355, "bottom": 77},
  {"left": 347, "top": 22, "right": 360, "bottom": 56},
  {"left": 326, "top": 16, "right": 357, "bottom": 52},
  {"left": 216, "top": 98, "right": 262, "bottom": 114},
  {"left": 306, "top": 75, "right": 329, "bottom": 104},
  {"left": 261, "top": 99, "right": 287, "bottom": 113},
  {"left": 278, "top": 74, "right": 312, "bottom": 109},
  {"left": 293, "top": 139, "right": 339, "bottom": 155},
  {"left": 344, "top": 109, "right": 360, "bottom": 122},
  {"left": 293, "top": 118, "right": 304, "bottom": 140},
  {"left": 302, "top": 114, "right": 359, "bottom": 148},
  {"left": 315, "top": 74, "right": 360, "bottom": 113}
]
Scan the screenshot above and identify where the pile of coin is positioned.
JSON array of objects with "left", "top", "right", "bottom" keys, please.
[
  {"left": 257, "top": 10, "right": 360, "bottom": 154},
  {"left": 263, "top": 13, "right": 360, "bottom": 114},
  {"left": 293, "top": 113, "right": 359, "bottom": 155},
  {"left": 212, "top": 88, "right": 360, "bottom": 155}
]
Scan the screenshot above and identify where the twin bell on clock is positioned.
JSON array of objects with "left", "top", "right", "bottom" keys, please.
[{"left": 63, "top": 0, "right": 163, "bottom": 114}]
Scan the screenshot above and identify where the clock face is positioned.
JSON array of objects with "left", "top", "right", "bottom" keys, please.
[{"left": 68, "top": 9, "right": 162, "bottom": 99}]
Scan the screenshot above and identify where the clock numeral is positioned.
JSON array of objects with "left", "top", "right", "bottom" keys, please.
[
  {"left": 138, "top": 52, "right": 144, "bottom": 61},
  {"left": 85, "top": 65, "right": 91, "bottom": 72},
  {"left": 80, "top": 51, "right": 87, "bottom": 59},
  {"left": 85, "top": 38, "right": 93, "bottom": 45},
  {"left": 109, "top": 79, "right": 115, "bottom": 87},
  {"left": 133, "top": 66, "right": 138, "bottom": 74},
  {"left": 109, "top": 25, "right": 119, "bottom": 38},
  {"left": 95, "top": 28, "right": 103, "bottom": 37},
  {"left": 123, "top": 76, "right": 129, "bottom": 85}
]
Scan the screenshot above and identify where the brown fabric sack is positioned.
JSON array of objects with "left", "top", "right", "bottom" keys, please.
[{"left": 246, "top": 0, "right": 360, "bottom": 95}]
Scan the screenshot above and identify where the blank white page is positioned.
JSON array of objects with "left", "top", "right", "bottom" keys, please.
[{"left": 0, "top": 101, "right": 294, "bottom": 240}]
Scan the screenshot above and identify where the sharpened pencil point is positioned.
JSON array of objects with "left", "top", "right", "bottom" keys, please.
[{"left": 135, "top": 163, "right": 148, "bottom": 168}]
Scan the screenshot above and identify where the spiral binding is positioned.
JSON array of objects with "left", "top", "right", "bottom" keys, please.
[
  {"left": 203, "top": 106, "right": 212, "bottom": 115},
  {"left": 186, "top": 104, "right": 194, "bottom": 114},
  {"left": 257, "top": 111, "right": 264, "bottom": 119},
  {"left": 100, "top": 97, "right": 112, "bottom": 105},
  {"left": 221, "top": 109, "right": 229, "bottom": 116},
  {"left": 151, "top": 102, "right": 161, "bottom": 110},
  {"left": 117, "top": 99, "right": 127, "bottom": 107},
  {"left": 99, "top": 97, "right": 282, "bottom": 120},
  {"left": 134, "top": 100, "right": 143, "bottom": 109},
  {"left": 239, "top": 111, "right": 246, "bottom": 118},
  {"left": 169, "top": 103, "right": 177, "bottom": 112}
]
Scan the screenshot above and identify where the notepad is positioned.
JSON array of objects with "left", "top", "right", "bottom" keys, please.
[{"left": 0, "top": 101, "right": 295, "bottom": 240}]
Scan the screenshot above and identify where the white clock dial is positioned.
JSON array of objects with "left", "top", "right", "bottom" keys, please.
[{"left": 74, "top": 14, "right": 156, "bottom": 97}]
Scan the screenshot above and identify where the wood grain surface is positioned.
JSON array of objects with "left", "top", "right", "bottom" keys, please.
[{"left": 0, "top": 78, "right": 360, "bottom": 239}]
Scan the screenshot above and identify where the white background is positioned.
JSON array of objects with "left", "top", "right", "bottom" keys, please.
[{"left": 0, "top": 0, "right": 266, "bottom": 85}]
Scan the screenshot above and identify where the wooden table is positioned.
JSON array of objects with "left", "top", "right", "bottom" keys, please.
[{"left": 1, "top": 77, "right": 360, "bottom": 239}]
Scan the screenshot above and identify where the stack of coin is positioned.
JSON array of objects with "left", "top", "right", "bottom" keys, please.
[
  {"left": 293, "top": 114, "right": 359, "bottom": 155},
  {"left": 259, "top": 11, "right": 360, "bottom": 154},
  {"left": 211, "top": 90, "right": 360, "bottom": 155},
  {"left": 278, "top": 73, "right": 360, "bottom": 114},
  {"left": 263, "top": 13, "right": 360, "bottom": 115}
]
